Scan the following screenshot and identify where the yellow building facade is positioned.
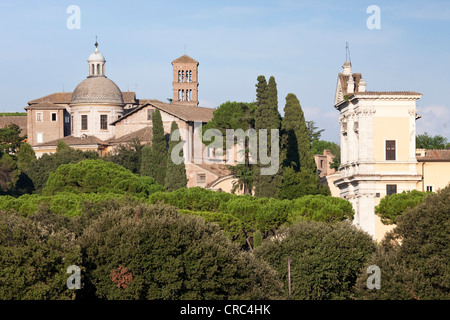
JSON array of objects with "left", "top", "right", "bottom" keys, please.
[{"left": 330, "top": 60, "right": 450, "bottom": 242}]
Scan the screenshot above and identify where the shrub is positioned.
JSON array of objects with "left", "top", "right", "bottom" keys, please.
[
  {"left": 355, "top": 184, "right": 450, "bottom": 300},
  {"left": 178, "top": 209, "right": 245, "bottom": 245},
  {"left": 375, "top": 190, "right": 429, "bottom": 225},
  {"left": 79, "top": 202, "right": 283, "bottom": 299},
  {"left": 43, "top": 159, "right": 163, "bottom": 197},
  {"left": 255, "top": 221, "right": 375, "bottom": 300},
  {"left": 0, "top": 209, "right": 81, "bottom": 299},
  {"left": 26, "top": 145, "right": 99, "bottom": 193},
  {"left": 149, "top": 187, "right": 234, "bottom": 212},
  {"left": 0, "top": 192, "right": 140, "bottom": 217},
  {"left": 289, "top": 195, "right": 354, "bottom": 223}
]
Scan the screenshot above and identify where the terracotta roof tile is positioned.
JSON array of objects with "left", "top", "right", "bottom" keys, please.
[
  {"left": 0, "top": 116, "right": 27, "bottom": 136},
  {"left": 171, "top": 54, "right": 199, "bottom": 64},
  {"left": 111, "top": 100, "right": 215, "bottom": 125},
  {"left": 27, "top": 92, "right": 73, "bottom": 105},
  {"left": 35, "top": 135, "right": 108, "bottom": 147},
  {"left": 108, "top": 126, "right": 153, "bottom": 145},
  {"left": 25, "top": 101, "right": 67, "bottom": 110},
  {"left": 417, "top": 149, "right": 450, "bottom": 161},
  {"left": 27, "top": 91, "right": 137, "bottom": 105}
]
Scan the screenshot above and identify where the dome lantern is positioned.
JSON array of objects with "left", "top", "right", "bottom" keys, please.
[{"left": 88, "top": 38, "right": 106, "bottom": 77}]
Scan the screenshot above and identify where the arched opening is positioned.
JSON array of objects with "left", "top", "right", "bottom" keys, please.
[
  {"left": 91, "top": 64, "right": 95, "bottom": 75},
  {"left": 97, "top": 64, "right": 100, "bottom": 75}
]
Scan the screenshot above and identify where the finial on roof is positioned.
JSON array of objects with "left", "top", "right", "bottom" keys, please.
[
  {"left": 345, "top": 42, "right": 351, "bottom": 64},
  {"left": 95, "top": 35, "right": 98, "bottom": 49}
]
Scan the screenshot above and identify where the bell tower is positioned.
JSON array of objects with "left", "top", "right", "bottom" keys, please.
[{"left": 171, "top": 55, "right": 199, "bottom": 106}]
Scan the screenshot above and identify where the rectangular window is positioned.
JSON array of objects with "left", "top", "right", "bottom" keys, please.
[
  {"left": 386, "top": 140, "right": 396, "bottom": 160},
  {"left": 426, "top": 186, "right": 433, "bottom": 192},
  {"left": 81, "top": 115, "right": 88, "bottom": 130},
  {"left": 100, "top": 115, "right": 108, "bottom": 130},
  {"left": 51, "top": 113, "right": 57, "bottom": 121},
  {"left": 36, "top": 133, "right": 43, "bottom": 143},
  {"left": 64, "top": 115, "right": 70, "bottom": 124},
  {"left": 386, "top": 184, "right": 397, "bottom": 196},
  {"left": 36, "top": 112, "right": 42, "bottom": 122},
  {"left": 196, "top": 173, "right": 206, "bottom": 184}
]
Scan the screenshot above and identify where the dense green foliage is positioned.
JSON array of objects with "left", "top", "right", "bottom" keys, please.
[
  {"left": 0, "top": 112, "right": 27, "bottom": 116},
  {"left": 281, "top": 93, "right": 315, "bottom": 172},
  {"left": 142, "top": 110, "right": 167, "bottom": 185},
  {"left": 165, "top": 121, "right": 187, "bottom": 191},
  {"left": 16, "top": 142, "right": 36, "bottom": 172},
  {"left": 0, "top": 209, "right": 81, "bottom": 299},
  {"left": 0, "top": 192, "right": 134, "bottom": 217},
  {"left": 149, "top": 187, "right": 353, "bottom": 248},
  {"left": 105, "top": 139, "right": 143, "bottom": 174},
  {"left": 43, "top": 159, "right": 163, "bottom": 197},
  {"left": 0, "top": 153, "right": 18, "bottom": 194},
  {"left": 375, "top": 190, "right": 429, "bottom": 225},
  {"left": 253, "top": 75, "right": 282, "bottom": 198},
  {"left": 278, "top": 93, "right": 325, "bottom": 198},
  {"left": 79, "top": 202, "right": 284, "bottom": 299},
  {"left": 355, "top": 184, "right": 450, "bottom": 300},
  {"left": 27, "top": 143, "right": 99, "bottom": 193},
  {"left": 255, "top": 221, "right": 375, "bottom": 300},
  {"left": 0, "top": 123, "right": 26, "bottom": 155},
  {"left": 416, "top": 132, "right": 450, "bottom": 149}
]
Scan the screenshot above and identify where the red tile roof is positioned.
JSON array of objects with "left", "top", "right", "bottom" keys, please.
[
  {"left": 0, "top": 115, "right": 27, "bottom": 136},
  {"left": 417, "top": 149, "right": 450, "bottom": 161},
  {"left": 171, "top": 55, "right": 199, "bottom": 64}
]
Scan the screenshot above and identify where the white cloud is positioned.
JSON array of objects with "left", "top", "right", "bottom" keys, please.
[{"left": 416, "top": 104, "right": 450, "bottom": 138}]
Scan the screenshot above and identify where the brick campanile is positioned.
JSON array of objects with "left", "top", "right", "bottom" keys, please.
[{"left": 172, "top": 55, "right": 199, "bottom": 106}]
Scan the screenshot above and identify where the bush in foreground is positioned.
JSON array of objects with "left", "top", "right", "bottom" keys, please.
[
  {"left": 43, "top": 159, "right": 163, "bottom": 197},
  {"left": 254, "top": 221, "right": 375, "bottom": 300},
  {"left": 355, "top": 184, "right": 450, "bottom": 300},
  {"left": 0, "top": 208, "right": 81, "bottom": 299},
  {"left": 80, "top": 202, "right": 284, "bottom": 299}
]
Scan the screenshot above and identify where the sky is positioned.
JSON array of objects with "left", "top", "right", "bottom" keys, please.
[{"left": 1, "top": 0, "right": 449, "bottom": 143}]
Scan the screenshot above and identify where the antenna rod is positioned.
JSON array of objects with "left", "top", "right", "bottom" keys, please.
[{"left": 346, "top": 42, "right": 351, "bottom": 63}]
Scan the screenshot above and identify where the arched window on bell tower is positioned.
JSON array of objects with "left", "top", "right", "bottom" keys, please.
[{"left": 171, "top": 54, "right": 199, "bottom": 106}]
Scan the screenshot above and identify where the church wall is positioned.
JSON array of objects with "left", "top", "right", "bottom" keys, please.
[
  {"left": 27, "top": 108, "right": 65, "bottom": 146},
  {"left": 71, "top": 104, "right": 122, "bottom": 140},
  {"left": 114, "top": 106, "right": 155, "bottom": 139},
  {"left": 185, "top": 163, "right": 219, "bottom": 188}
]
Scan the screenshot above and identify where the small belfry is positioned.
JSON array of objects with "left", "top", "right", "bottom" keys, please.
[
  {"left": 171, "top": 54, "right": 199, "bottom": 106},
  {"left": 88, "top": 37, "right": 106, "bottom": 77}
]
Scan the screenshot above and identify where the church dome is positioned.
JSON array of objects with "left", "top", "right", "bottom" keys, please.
[{"left": 71, "top": 76, "right": 124, "bottom": 105}]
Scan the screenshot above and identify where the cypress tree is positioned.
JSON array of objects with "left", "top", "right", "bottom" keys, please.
[
  {"left": 281, "top": 93, "right": 317, "bottom": 173},
  {"left": 165, "top": 121, "right": 187, "bottom": 192},
  {"left": 141, "top": 109, "right": 167, "bottom": 185},
  {"left": 254, "top": 75, "right": 282, "bottom": 198},
  {"left": 278, "top": 93, "right": 326, "bottom": 199},
  {"left": 268, "top": 76, "right": 282, "bottom": 122}
]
